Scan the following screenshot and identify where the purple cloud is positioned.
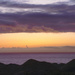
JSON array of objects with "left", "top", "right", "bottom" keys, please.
[{"left": 0, "top": 1, "right": 75, "bottom": 33}]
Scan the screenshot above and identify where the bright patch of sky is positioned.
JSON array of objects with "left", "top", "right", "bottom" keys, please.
[
  {"left": 1, "top": 0, "right": 69, "bottom": 5},
  {"left": 25, "top": 0, "right": 69, "bottom": 5},
  {"left": 0, "top": 7, "right": 25, "bottom": 13},
  {"left": 0, "top": 7, "right": 46, "bottom": 14}
]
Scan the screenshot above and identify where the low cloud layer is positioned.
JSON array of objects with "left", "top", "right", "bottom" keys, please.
[
  {"left": 0, "top": 0, "right": 75, "bottom": 33},
  {"left": 0, "top": 46, "right": 75, "bottom": 53}
]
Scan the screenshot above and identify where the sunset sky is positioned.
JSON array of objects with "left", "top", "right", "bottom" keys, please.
[{"left": 0, "top": 0, "right": 75, "bottom": 52}]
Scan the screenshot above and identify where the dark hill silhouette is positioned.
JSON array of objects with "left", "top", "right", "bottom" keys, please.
[
  {"left": 62, "top": 59, "right": 75, "bottom": 72},
  {"left": 0, "top": 59, "right": 75, "bottom": 75},
  {"left": 22, "top": 59, "right": 59, "bottom": 75},
  {"left": 23, "top": 59, "right": 39, "bottom": 65},
  {"left": 0, "top": 63, "right": 5, "bottom": 66}
]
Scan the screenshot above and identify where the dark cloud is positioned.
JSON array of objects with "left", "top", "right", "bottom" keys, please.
[
  {"left": 0, "top": 12, "right": 75, "bottom": 33},
  {"left": 0, "top": 0, "right": 75, "bottom": 33},
  {"left": 0, "top": 19, "right": 16, "bottom": 26}
]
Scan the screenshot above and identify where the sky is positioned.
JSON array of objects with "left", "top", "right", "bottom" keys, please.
[{"left": 0, "top": 0, "right": 75, "bottom": 53}]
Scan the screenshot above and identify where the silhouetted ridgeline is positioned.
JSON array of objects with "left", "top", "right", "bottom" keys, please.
[{"left": 0, "top": 59, "right": 75, "bottom": 75}]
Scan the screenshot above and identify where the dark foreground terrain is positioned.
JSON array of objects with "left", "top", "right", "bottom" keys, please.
[{"left": 0, "top": 59, "right": 75, "bottom": 75}]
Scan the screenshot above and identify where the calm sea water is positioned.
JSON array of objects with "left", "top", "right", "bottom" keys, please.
[{"left": 0, "top": 53, "right": 75, "bottom": 65}]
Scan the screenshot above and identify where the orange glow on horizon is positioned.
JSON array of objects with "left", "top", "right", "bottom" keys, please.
[{"left": 0, "top": 32, "right": 75, "bottom": 48}]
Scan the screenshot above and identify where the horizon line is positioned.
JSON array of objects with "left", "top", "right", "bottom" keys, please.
[
  {"left": 0, "top": 46, "right": 75, "bottom": 49},
  {"left": 0, "top": 52, "right": 75, "bottom": 54}
]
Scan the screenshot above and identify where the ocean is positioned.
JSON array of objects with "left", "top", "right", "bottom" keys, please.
[{"left": 0, "top": 53, "right": 75, "bottom": 65}]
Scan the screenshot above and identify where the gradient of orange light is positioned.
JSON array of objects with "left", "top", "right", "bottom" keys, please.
[{"left": 0, "top": 32, "right": 75, "bottom": 48}]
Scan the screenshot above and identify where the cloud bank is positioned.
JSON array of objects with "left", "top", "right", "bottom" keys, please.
[
  {"left": 0, "top": 46, "right": 75, "bottom": 53},
  {"left": 0, "top": 0, "right": 75, "bottom": 33}
]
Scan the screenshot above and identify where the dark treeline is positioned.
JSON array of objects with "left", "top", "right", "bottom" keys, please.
[{"left": 0, "top": 59, "right": 75, "bottom": 75}]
